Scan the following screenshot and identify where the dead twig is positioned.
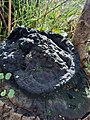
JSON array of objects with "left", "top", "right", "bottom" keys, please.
[
  {"left": 8, "top": 0, "right": 11, "bottom": 35},
  {"left": 0, "top": 8, "right": 7, "bottom": 28}
]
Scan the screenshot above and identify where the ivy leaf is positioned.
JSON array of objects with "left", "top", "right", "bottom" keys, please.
[
  {"left": 8, "top": 89, "right": 15, "bottom": 98},
  {"left": 5, "top": 73, "right": 12, "bottom": 80},
  {"left": 1, "top": 89, "right": 7, "bottom": 97},
  {"left": 0, "top": 73, "right": 4, "bottom": 80}
]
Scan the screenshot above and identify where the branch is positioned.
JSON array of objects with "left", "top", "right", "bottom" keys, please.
[{"left": 8, "top": 0, "right": 11, "bottom": 35}]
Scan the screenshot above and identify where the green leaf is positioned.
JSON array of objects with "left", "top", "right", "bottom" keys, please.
[
  {"left": 87, "top": 46, "right": 90, "bottom": 51},
  {"left": 52, "top": 29, "right": 60, "bottom": 34},
  {"left": 47, "top": 110, "right": 52, "bottom": 116},
  {"left": 1, "top": 89, "right": 7, "bottom": 97},
  {"left": 5, "top": 73, "right": 12, "bottom": 80},
  {"left": 37, "top": 27, "right": 46, "bottom": 31},
  {"left": 8, "top": 89, "right": 15, "bottom": 98},
  {"left": 86, "top": 68, "right": 90, "bottom": 73},
  {"left": 0, "top": 73, "right": 4, "bottom": 80}
]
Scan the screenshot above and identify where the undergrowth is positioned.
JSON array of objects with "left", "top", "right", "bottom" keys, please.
[{"left": 0, "top": 0, "right": 85, "bottom": 40}]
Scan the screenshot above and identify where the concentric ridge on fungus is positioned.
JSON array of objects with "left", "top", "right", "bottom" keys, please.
[{"left": 0, "top": 27, "right": 86, "bottom": 94}]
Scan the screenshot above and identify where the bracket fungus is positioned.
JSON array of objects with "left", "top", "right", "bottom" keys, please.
[{"left": 0, "top": 27, "right": 89, "bottom": 119}]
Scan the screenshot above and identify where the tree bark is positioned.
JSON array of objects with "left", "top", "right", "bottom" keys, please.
[{"left": 73, "top": 0, "right": 90, "bottom": 61}]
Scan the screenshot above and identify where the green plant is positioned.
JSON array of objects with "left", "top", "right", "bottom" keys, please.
[
  {"left": 83, "top": 60, "right": 90, "bottom": 74},
  {"left": 47, "top": 110, "right": 52, "bottom": 116},
  {"left": 85, "top": 64, "right": 90, "bottom": 74},
  {"left": 0, "top": 0, "right": 85, "bottom": 40},
  {"left": 0, "top": 72, "right": 15, "bottom": 98}
]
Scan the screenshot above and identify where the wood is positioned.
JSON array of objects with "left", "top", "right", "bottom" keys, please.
[
  {"left": 0, "top": 100, "right": 40, "bottom": 120},
  {"left": 8, "top": 0, "right": 11, "bottom": 35},
  {"left": 73, "top": 0, "right": 90, "bottom": 61}
]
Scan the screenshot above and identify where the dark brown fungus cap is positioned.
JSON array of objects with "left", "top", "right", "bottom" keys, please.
[{"left": 0, "top": 27, "right": 89, "bottom": 119}]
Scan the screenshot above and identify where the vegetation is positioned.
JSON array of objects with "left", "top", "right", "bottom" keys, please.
[
  {"left": 0, "top": 72, "right": 15, "bottom": 98},
  {"left": 0, "top": 0, "right": 85, "bottom": 40}
]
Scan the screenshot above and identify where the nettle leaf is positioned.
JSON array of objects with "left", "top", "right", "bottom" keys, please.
[
  {"left": 0, "top": 73, "right": 4, "bottom": 80},
  {"left": 8, "top": 89, "right": 15, "bottom": 98},
  {"left": 5, "top": 73, "right": 12, "bottom": 80},
  {"left": 1, "top": 89, "right": 7, "bottom": 97}
]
